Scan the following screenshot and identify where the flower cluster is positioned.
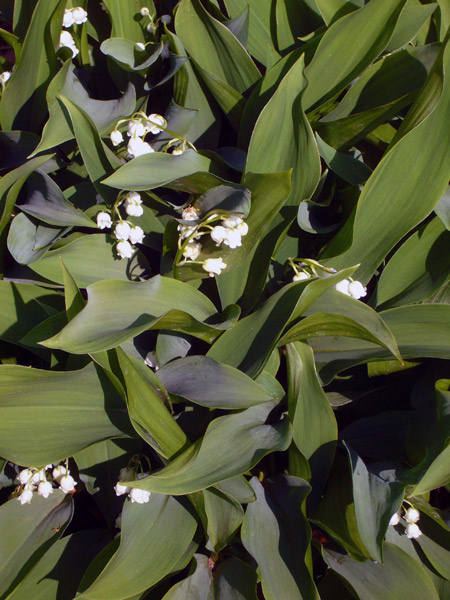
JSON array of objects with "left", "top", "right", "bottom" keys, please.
[
  {"left": 114, "top": 467, "right": 151, "bottom": 504},
  {"left": 289, "top": 258, "right": 367, "bottom": 300},
  {"left": 176, "top": 207, "right": 249, "bottom": 277},
  {"left": 389, "top": 505, "right": 422, "bottom": 539},
  {"left": 15, "top": 464, "right": 77, "bottom": 505},
  {"left": 96, "top": 192, "right": 146, "bottom": 259},
  {"left": 59, "top": 7, "right": 87, "bottom": 58},
  {"left": 110, "top": 112, "right": 166, "bottom": 158}
]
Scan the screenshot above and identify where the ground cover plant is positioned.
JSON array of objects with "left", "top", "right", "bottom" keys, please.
[{"left": 0, "top": 0, "right": 449, "bottom": 598}]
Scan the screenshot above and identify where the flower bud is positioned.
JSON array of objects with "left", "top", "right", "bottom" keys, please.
[
  {"left": 114, "top": 222, "right": 131, "bottom": 241},
  {"left": 405, "top": 523, "right": 422, "bottom": 539},
  {"left": 116, "top": 240, "right": 133, "bottom": 259},
  {"left": 183, "top": 241, "right": 202, "bottom": 261},
  {"left": 52, "top": 465, "right": 67, "bottom": 482},
  {"left": 293, "top": 272, "right": 310, "bottom": 282},
  {"left": 129, "top": 225, "right": 145, "bottom": 245},
  {"left": 110, "top": 129, "right": 123, "bottom": 146},
  {"left": 96, "top": 211, "right": 112, "bottom": 229},
  {"left": 18, "top": 468, "right": 33, "bottom": 485},
  {"left": 18, "top": 487, "right": 33, "bottom": 505},
  {"left": 59, "top": 474, "right": 77, "bottom": 494},
  {"left": 37, "top": 480, "right": 53, "bottom": 498},
  {"left": 405, "top": 507, "right": 420, "bottom": 524},
  {"left": 389, "top": 512, "right": 400, "bottom": 527}
]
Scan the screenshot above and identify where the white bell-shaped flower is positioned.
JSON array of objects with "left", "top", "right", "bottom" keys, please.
[
  {"left": 0, "top": 71, "right": 12, "bottom": 85},
  {"left": 115, "top": 222, "right": 131, "bottom": 241},
  {"left": 202, "top": 258, "right": 227, "bottom": 277},
  {"left": 405, "top": 523, "right": 422, "bottom": 539},
  {"left": 63, "top": 9, "right": 75, "bottom": 27},
  {"left": 181, "top": 206, "right": 199, "bottom": 221},
  {"left": 405, "top": 507, "right": 420, "bottom": 524},
  {"left": 222, "top": 215, "right": 243, "bottom": 229},
  {"left": 334, "top": 278, "right": 351, "bottom": 296},
  {"left": 129, "top": 225, "right": 145, "bottom": 245},
  {"left": 145, "top": 114, "right": 165, "bottom": 134},
  {"left": 210, "top": 226, "right": 228, "bottom": 246},
  {"left": 59, "top": 31, "right": 79, "bottom": 57},
  {"left": 389, "top": 512, "right": 400, "bottom": 526},
  {"left": 172, "top": 146, "right": 184, "bottom": 155},
  {"left": 129, "top": 487, "right": 151, "bottom": 504},
  {"left": 18, "top": 468, "right": 33, "bottom": 485},
  {"left": 114, "top": 482, "right": 130, "bottom": 496},
  {"left": 348, "top": 280, "right": 367, "bottom": 300},
  {"left": 127, "top": 136, "right": 154, "bottom": 158},
  {"left": 178, "top": 224, "right": 196, "bottom": 240},
  {"left": 127, "top": 119, "right": 146, "bottom": 138},
  {"left": 293, "top": 272, "right": 310, "bottom": 282},
  {"left": 59, "top": 474, "right": 77, "bottom": 494},
  {"left": 116, "top": 240, "right": 133, "bottom": 259},
  {"left": 72, "top": 7, "right": 88, "bottom": 24},
  {"left": 31, "top": 469, "right": 46, "bottom": 485},
  {"left": 52, "top": 465, "right": 67, "bottom": 482},
  {"left": 37, "top": 480, "right": 53, "bottom": 498},
  {"left": 140, "top": 7, "right": 151, "bottom": 16},
  {"left": 223, "top": 228, "right": 242, "bottom": 249},
  {"left": 124, "top": 192, "right": 143, "bottom": 217},
  {"left": 136, "top": 42, "right": 145, "bottom": 51},
  {"left": 183, "top": 241, "right": 202, "bottom": 261},
  {"left": 110, "top": 130, "right": 123, "bottom": 146},
  {"left": 18, "top": 487, "right": 33, "bottom": 505},
  {"left": 96, "top": 211, "right": 112, "bottom": 229}
]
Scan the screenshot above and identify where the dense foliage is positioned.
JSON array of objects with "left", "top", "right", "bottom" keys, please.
[{"left": 0, "top": 0, "right": 450, "bottom": 598}]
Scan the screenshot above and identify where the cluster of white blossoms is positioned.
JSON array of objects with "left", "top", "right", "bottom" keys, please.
[
  {"left": 176, "top": 206, "right": 249, "bottom": 277},
  {"left": 110, "top": 112, "right": 166, "bottom": 158},
  {"left": 15, "top": 464, "right": 77, "bottom": 505},
  {"left": 96, "top": 191, "right": 145, "bottom": 259},
  {"left": 290, "top": 258, "right": 367, "bottom": 300},
  {"left": 114, "top": 467, "right": 151, "bottom": 504},
  {"left": 59, "top": 7, "right": 88, "bottom": 58},
  {"left": 389, "top": 506, "right": 422, "bottom": 539}
]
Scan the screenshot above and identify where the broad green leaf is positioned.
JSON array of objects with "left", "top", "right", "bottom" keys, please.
[
  {"left": 377, "top": 217, "right": 450, "bottom": 309},
  {"left": 18, "top": 170, "right": 95, "bottom": 228},
  {"left": 208, "top": 267, "right": 356, "bottom": 378},
  {"left": 282, "top": 288, "right": 401, "bottom": 361},
  {"left": 126, "top": 402, "right": 291, "bottom": 495},
  {"left": 0, "top": 363, "right": 131, "bottom": 465},
  {"left": 42, "top": 275, "right": 220, "bottom": 354},
  {"left": 416, "top": 511, "right": 450, "bottom": 580},
  {"left": 102, "top": 149, "right": 229, "bottom": 194},
  {"left": 57, "top": 95, "right": 119, "bottom": 205},
  {"left": 100, "top": 38, "right": 163, "bottom": 70},
  {"left": 78, "top": 494, "right": 197, "bottom": 600},
  {"left": 33, "top": 61, "right": 136, "bottom": 155},
  {"left": 7, "top": 215, "right": 62, "bottom": 268},
  {"left": 316, "top": 134, "right": 372, "bottom": 184},
  {"left": 315, "top": 0, "right": 361, "bottom": 25},
  {"left": 162, "top": 554, "right": 214, "bottom": 600},
  {"left": 311, "top": 452, "right": 371, "bottom": 561},
  {"left": 275, "top": 0, "right": 324, "bottom": 53},
  {"left": 28, "top": 235, "right": 133, "bottom": 287},
  {"left": 241, "top": 476, "right": 319, "bottom": 600},
  {"left": 157, "top": 355, "right": 276, "bottom": 409},
  {"left": 61, "top": 258, "right": 86, "bottom": 320},
  {"left": 385, "top": 2, "right": 437, "bottom": 53},
  {"left": 203, "top": 487, "right": 244, "bottom": 552},
  {"left": 177, "top": 170, "right": 291, "bottom": 281},
  {"left": 0, "top": 492, "right": 73, "bottom": 598},
  {"left": 0, "top": 0, "right": 62, "bottom": 131},
  {"left": 435, "top": 186, "right": 450, "bottom": 230},
  {"left": 102, "top": 0, "right": 149, "bottom": 41},
  {"left": 175, "top": 0, "right": 260, "bottom": 94},
  {"left": 117, "top": 349, "right": 188, "bottom": 459},
  {"left": 7, "top": 531, "right": 111, "bottom": 600},
  {"left": 216, "top": 476, "right": 256, "bottom": 504},
  {"left": 0, "top": 281, "right": 61, "bottom": 346},
  {"left": 245, "top": 54, "right": 321, "bottom": 207},
  {"left": 223, "top": 0, "right": 278, "bottom": 66},
  {"left": 286, "top": 342, "right": 337, "bottom": 497},
  {"left": 302, "top": 0, "right": 407, "bottom": 112},
  {"left": 310, "top": 304, "right": 450, "bottom": 383},
  {"left": 324, "top": 542, "right": 440, "bottom": 600},
  {"left": 214, "top": 557, "right": 258, "bottom": 600},
  {"left": 324, "top": 42, "right": 450, "bottom": 283},
  {"left": 346, "top": 445, "right": 404, "bottom": 562}
]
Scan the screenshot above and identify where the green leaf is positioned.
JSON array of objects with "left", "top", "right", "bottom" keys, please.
[
  {"left": 316, "top": 134, "right": 372, "bottom": 184},
  {"left": 302, "top": 0, "right": 407, "bottom": 112},
  {"left": 125, "top": 402, "right": 291, "bottom": 495},
  {"left": 0, "top": 0, "right": 62, "bottom": 131},
  {"left": 203, "top": 487, "right": 244, "bottom": 552},
  {"left": 286, "top": 342, "right": 337, "bottom": 497},
  {"left": 117, "top": 349, "right": 188, "bottom": 459},
  {"left": 282, "top": 288, "right": 401, "bottom": 362},
  {"left": 61, "top": 258, "right": 86, "bottom": 320},
  {"left": 435, "top": 186, "right": 450, "bottom": 230},
  {"left": 376, "top": 217, "right": 450, "bottom": 309},
  {"left": 18, "top": 170, "right": 95, "bottom": 228},
  {"left": 102, "top": 149, "right": 229, "bottom": 195},
  {"left": 100, "top": 38, "right": 163, "bottom": 70},
  {"left": 214, "top": 557, "right": 258, "bottom": 600},
  {"left": 0, "top": 363, "right": 131, "bottom": 465},
  {"left": 6, "top": 531, "right": 111, "bottom": 600},
  {"left": 162, "top": 554, "right": 214, "bottom": 600},
  {"left": 346, "top": 444, "right": 404, "bottom": 562},
  {"left": 158, "top": 355, "right": 276, "bottom": 409},
  {"left": 103, "top": 0, "right": 149, "bottom": 41},
  {"left": 57, "top": 95, "right": 119, "bottom": 205},
  {"left": 385, "top": 3, "right": 437, "bottom": 53},
  {"left": 324, "top": 542, "right": 440, "bottom": 600},
  {"left": 315, "top": 0, "right": 361, "bottom": 25},
  {"left": 32, "top": 61, "right": 136, "bottom": 155},
  {"left": 208, "top": 267, "right": 356, "bottom": 378},
  {"left": 324, "top": 41, "right": 450, "bottom": 283},
  {"left": 245, "top": 54, "right": 321, "bottom": 207},
  {"left": 223, "top": 0, "right": 278, "bottom": 66},
  {"left": 241, "top": 476, "right": 319, "bottom": 600},
  {"left": 78, "top": 494, "right": 197, "bottom": 600},
  {"left": 275, "top": 0, "right": 324, "bottom": 53},
  {"left": 28, "top": 234, "right": 133, "bottom": 287},
  {"left": 175, "top": 0, "right": 260, "bottom": 94},
  {"left": 0, "top": 492, "right": 73, "bottom": 598},
  {"left": 42, "top": 275, "right": 220, "bottom": 354}
]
